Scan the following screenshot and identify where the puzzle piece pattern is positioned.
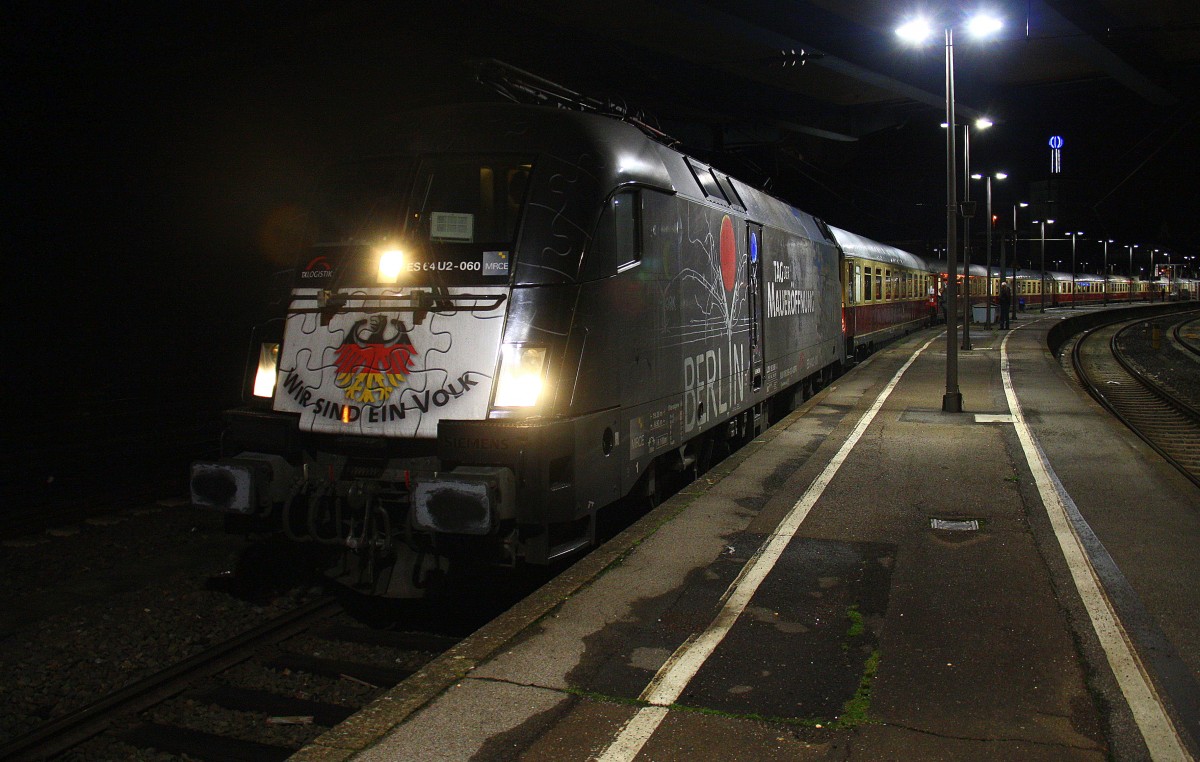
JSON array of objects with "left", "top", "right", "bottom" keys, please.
[{"left": 275, "top": 287, "right": 506, "bottom": 438}]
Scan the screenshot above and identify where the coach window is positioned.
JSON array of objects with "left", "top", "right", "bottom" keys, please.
[
  {"left": 878, "top": 270, "right": 885, "bottom": 300},
  {"left": 864, "top": 266, "right": 873, "bottom": 300}
]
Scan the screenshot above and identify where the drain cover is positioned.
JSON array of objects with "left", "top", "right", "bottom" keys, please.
[{"left": 930, "top": 518, "right": 980, "bottom": 531}]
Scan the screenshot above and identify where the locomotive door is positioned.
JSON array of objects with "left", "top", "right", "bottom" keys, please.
[{"left": 747, "top": 223, "right": 764, "bottom": 391}]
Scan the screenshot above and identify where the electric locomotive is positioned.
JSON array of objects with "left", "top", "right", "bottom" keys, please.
[{"left": 190, "top": 102, "right": 848, "bottom": 597}]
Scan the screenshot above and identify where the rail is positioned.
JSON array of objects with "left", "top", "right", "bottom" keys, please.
[
  {"left": 0, "top": 598, "right": 342, "bottom": 761},
  {"left": 1070, "top": 315, "right": 1200, "bottom": 489}
]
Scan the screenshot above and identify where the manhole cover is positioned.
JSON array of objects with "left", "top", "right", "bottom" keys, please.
[{"left": 930, "top": 518, "right": 980, "bottom": 531}]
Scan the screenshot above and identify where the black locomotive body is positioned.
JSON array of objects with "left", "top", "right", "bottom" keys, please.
[{"left": 191, "top": 103, "right": 845, "bottom": 596}]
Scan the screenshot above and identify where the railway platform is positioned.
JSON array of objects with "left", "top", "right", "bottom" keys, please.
[{"left": 294, "top": 306, "right": 1200, "bottom": 762}]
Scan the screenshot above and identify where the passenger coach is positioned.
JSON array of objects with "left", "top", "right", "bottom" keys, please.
[{"left": 835, "top": 227, "right": 937, "bottom": 357}]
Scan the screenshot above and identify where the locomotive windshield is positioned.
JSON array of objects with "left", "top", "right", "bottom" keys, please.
[{"left": 306, "top": 154, "right": 534, "bottom": 287}]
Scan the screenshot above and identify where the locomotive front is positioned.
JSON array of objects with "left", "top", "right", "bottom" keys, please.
[{"left": 190, "top": 106, "right": 663, "bottom": 597}]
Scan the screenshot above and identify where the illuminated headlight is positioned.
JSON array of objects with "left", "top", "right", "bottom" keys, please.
[
  {"left": 377, "top": 247, "right": 405, "bottom": 283},
  {"left": 252, "top": 342, "right": 280, "bottom": 398},
  {"left": 493, "top": 345, "right": 548, "bottom": 408}
]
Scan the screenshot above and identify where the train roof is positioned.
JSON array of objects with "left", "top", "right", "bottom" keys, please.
[
  {"left": 829, "top": 226, "right": 928, "bottom": 271},
  {"left": 359, "top": 102, "right": 678, "bottom": 189},
  {"left": 357, "top": 102, "right": 834, "bottom": 250},
  {"left": 1010, "top": 269, "right": 1110, "bottom": 282},
  {"left": 923, "top": 259, "right": 982, "bottom": 277}
]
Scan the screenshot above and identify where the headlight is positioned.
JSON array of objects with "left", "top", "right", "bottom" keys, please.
[
  {"left": 493, "top": 345, "right": 547, "bottom": 408},
  {"left": 252, "top": 342, "right": 280, "bottom": 398},
  {"left": 377, "top": 246, "right": 405, "bottom": 284}
]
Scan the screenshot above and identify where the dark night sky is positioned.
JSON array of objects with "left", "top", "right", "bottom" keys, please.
[
  {"left": 9, "top": 5, "right": 491, "bottom": 404},
  {"left": 5, "top": 2, "right": 1197, "bottom": 481}
]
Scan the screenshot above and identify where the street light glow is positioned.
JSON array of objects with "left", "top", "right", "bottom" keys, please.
[
  {"left": 896, "top": 17, "right": 934, "bottom": 43},
  {"left": 974, "top": 117, "right": 994, "bottom": 130},
  {"left": 967, "top": 13, "right": 1003, "bottom": 39}
]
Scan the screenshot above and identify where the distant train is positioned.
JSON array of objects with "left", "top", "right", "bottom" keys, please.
[{"left": 189, "top": 101, "right": 1189, "bottom": 598}]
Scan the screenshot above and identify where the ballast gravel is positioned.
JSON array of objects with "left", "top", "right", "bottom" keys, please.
[{"left": 0, "top": 501, "right": 319, "bottom": 750}]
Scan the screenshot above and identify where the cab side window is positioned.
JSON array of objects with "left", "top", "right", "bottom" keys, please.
[{"left": 588, "top": 189, "right": 642, "bottom": 278}]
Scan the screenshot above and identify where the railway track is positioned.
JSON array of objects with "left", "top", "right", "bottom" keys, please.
[
  {"left": 0, "top": 596, "right": 459, "bottom": 761},
  {"left": 1176, "top": 316, "right": 1200, "bottom": 357},
  {"left": 1071, "top": 312, "right": 1200, "bottom": 488}
]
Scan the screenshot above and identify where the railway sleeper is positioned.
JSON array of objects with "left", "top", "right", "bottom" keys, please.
[{"left": 119, "top": 722, "right": 295, "bottom": 762}]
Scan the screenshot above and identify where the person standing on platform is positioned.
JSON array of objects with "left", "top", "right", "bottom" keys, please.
[{"left": 998, "top": 281, "right": 1012, "bottom": 330}]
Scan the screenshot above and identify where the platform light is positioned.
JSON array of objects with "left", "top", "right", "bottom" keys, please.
[
  {"left": 944, "top": 117, "right": 994, "bottom": 131},
  {"left": 895, "top": 17, "right": 933, "bottom": 44},
  {"left": 897, "top": 8, "right": 1003, "bottom": 412},
  {"left": 967, "top": 13, "right": 1003, "bottom": 39}
]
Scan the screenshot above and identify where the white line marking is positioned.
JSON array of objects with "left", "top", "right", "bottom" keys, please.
[
  {"left": 593, "top": 335, "right": 939, "bottom": 762},
  {"left": 1000, "top": 330, "right": 1191, "bottom": 761},
  {"left": 974, "top": 413, "right": 1014, "bottom": 424}
]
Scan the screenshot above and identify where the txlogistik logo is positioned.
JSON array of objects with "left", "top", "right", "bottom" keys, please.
[{"left": 300, "top": 255, "right": 334, "bottom": 280}]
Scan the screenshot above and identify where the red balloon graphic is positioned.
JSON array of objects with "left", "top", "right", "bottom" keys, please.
[{"left": 720, "top": 215, "right": 736, "bottom": 292}]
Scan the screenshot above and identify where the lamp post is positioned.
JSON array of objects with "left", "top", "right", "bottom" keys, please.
[
  {"left": 1150, "top": 249, "right": 1157, "bottom": 301},
  {"left": 1103, "top": 239, "right": 1112, "bottom": 305},
  {"left": 1068, "top": 231, "right": 1083, "bottom": 309},
  {"left": 897, "top": 11, "right": 1002, "bottom": 413},
  {"left": 971, "top": 171, "right": 1005, "bottom": 327},
  {"left": 1035, "top": 219, "right": 1054, "bottom": 312},
  {"left": 1127, "top": 244, "right": 1138, "bottom": 302},
  {"left": 957, "top": 118, "right": 992, "bottom": 349},
  {"left": 1011, "top": 201, "right": 1027, "bottom": 321},
  {"left": 961, "top": 123, "right": 973, "bottom": 350}
]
